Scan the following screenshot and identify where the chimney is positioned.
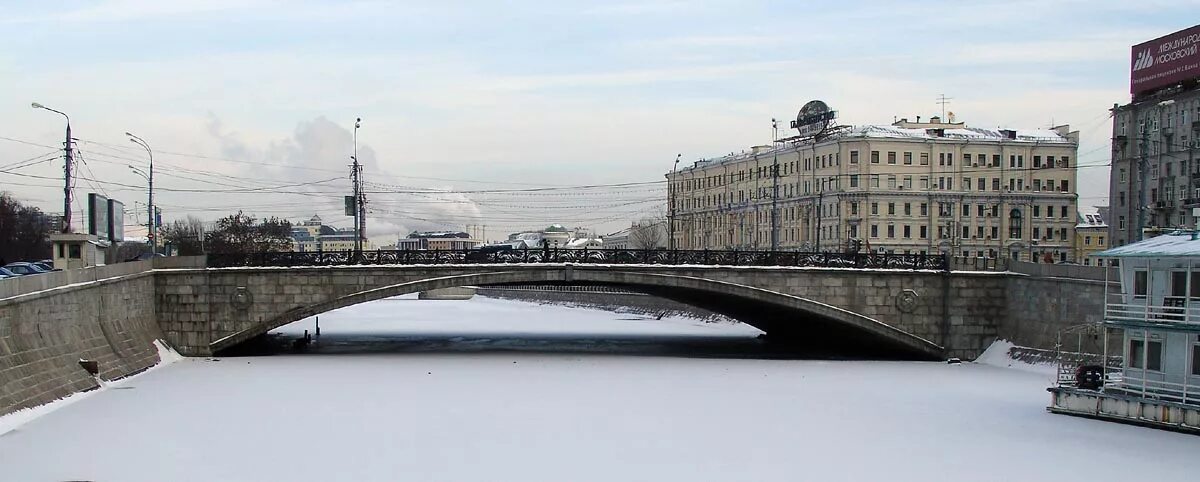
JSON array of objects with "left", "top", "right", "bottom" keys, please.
[{"left": 916, "top": 115, "right": 921, "bottom": 123}]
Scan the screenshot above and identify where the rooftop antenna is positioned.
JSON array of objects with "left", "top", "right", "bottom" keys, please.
[{"left": 936, "top": 94, "right": 953, "bottom": 120}]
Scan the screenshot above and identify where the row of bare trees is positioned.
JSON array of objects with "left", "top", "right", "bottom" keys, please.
[{"left": 0, "top": 192, "right": 53, "bottom": 264}]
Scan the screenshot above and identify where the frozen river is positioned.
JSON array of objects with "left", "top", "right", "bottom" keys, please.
[{"left": 1, "top": 295, "right": 1198, "bottom": 481}]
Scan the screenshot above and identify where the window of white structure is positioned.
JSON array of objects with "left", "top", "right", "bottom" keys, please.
[
  {"left": 1127, "top": 336, "right": 1161, "bottom": 371},
  {"left": 1134, "top": 270, "right": 1148, "bottom": 298},
  {"left": 1193, "top": 335, "right": 1200, "bottom": 376}
]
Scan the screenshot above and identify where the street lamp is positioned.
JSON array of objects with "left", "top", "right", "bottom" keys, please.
[
  {"left": 669, "top": 153, "right": 680, "bottom": 251},
  {"left": 32, "top": 102, "right": 73, "bottom": 233},
  {"left": 126, "top": 132, "right": 155, "bottom": 253}
]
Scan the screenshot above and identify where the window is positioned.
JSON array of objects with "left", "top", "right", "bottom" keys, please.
[
  {"left": 904, "top": 203, "right": 911, "bottom": 216},
  {"left": 947, "top": 153, "right": 953, "bottom": 166},
  {"left": 1130, "top": 339, "right": 1144, "bottom": 369},
  {"left": 939, "top": 153, "right": 946, "bottom": 165},
  {"left": 1134, "top": 270, "right": 1148, "bottom": 298},
  {"left": 903, "top": 176, "right": 912, "bottom": 189},
  {"left": 871, "top": 151, "right": 880, "bottom": 163},
  {"left": 920, "top": 203, "right": 928, "bottom": 216},
  {"left": 992, "top": 154, "right": 1001, "bottom": 167},
  {"left": 1099, "top": 236, "right": 1105, "bottom": 246},
  {"left": 920, "top": 225, "right": 928, "bottom": 238},
  {"left": 1147, "top": 340, "right": 1163, "bottom": 371},
  {"left": 68, "top": 244, "right": 81, "bottom": 259},
  {"left": 920, "top": 177, "right": 929, "bottom": 189},
  {"left": 964, "top": 153, "right": 972, "bottom": 165},
  {"left": 1193, "top": 341, "right": 1200, "bottom": 376},
  {"left": 887, "top": 176, "right": 897, "bottom": 189},
  {"left": 977, "top": 178, "right": 985, "bottom": 190},
  {"left": 888, "top": 203, "right": 896, "bottom": 215},
  {"left": 1119, "top": 168, "right": 1126, "bottom": 183},
  {"left": 903, "top": 152, "right": 912, "bottom": 165},
  {"left": 1085, "top": 236, "right": 1091, "bottom": 246},
  {"left": 850, "top": 175, "right": 859, "bottom": 188},
  {"left": 871, "top": 176, "right": 880, "bottom": 188},
  {"left": 888, "top": 151, "right": 897, "bottom": 164},
  {"left": 1033, "top": 205, "right": 1041, "bottom": 217},
  {"left": 962, "top": 203, "right": 970, "bottom": 217},
  {"left": 992, "top": 178, "right": 1000, "bottom": 191},
  {"left": 962, "top": 226, "right": 969, "bottom": 239},
  {"left": 887, "top": 225, "right": 895, "bottom": 238},
  {"left": 871, "top": 203, "right": 879, "bottom": 215},
  {"left": 920, "top": 153, "right": 929, "bottom": 165},
  {"left": 871, "top": 224, "right": 879, "bottom": 237},
  {"left": 851, "top": 150, "right": 859, "bottom": 163},
  {"left": 1060, "top": 206, "right": 1068, "bottom": 218},
  {"left": 963, "top": 177, "right": 971, "bottom": 190},
  {"left": 851, "top": 202, "right": 859, "bottom": 215},
  {"left": 903, "top": 225, "right": 911, "bottom": 238},
  {"left": 977, "top": 204, "right": 985, "bottom": 217},
  {"left": 1119, "top": 216, "right": 1126, "bottom": 230}
]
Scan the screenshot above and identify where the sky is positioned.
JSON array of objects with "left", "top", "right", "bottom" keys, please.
[{"left": 1, "top": 0, "right": 1197, "bottom": 242}]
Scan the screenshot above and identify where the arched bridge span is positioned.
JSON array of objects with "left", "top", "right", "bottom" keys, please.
[{"left": 154, "top": 264, "right": 1004, "bottom": 359}]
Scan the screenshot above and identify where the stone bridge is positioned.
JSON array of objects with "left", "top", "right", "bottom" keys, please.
[{"left": 155, "top": 264, "right": 1009, "bottom": 360}]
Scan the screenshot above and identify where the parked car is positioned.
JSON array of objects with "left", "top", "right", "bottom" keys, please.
[
  {"left": 0, "top": 267, "right": 17, "bottom": 278},
  {"left": 33, "top": 261, "right": 55, "bottom": 271},
  {"left": 2, "top": 262, "right": 48, "bottom": 276}
]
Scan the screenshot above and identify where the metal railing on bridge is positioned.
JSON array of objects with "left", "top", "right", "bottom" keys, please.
[{"left": 206, "top": 248, "right": 950, "bottom": 271}]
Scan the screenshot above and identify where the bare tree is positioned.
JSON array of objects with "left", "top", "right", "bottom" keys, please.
[
  {"left": 162, "top": 215, "right": 208, "bottom": 255},
  {"left": 630, "top": 215, "right": 667, "bottom": 250},
  {"left": 0, "top": 192, "right": 52, "bottom": 263}
]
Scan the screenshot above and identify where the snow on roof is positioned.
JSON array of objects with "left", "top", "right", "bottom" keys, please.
[
  {"left": 1095, "top": 232, "right": 1200, "bottom": 258},
  {"left": 679, "top": 123, "right": 1073, "bottom": 172}
]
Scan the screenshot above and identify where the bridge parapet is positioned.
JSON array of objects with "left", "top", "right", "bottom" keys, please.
[{"left": 206, "top": 248, "right": 949, "bottom": 271}]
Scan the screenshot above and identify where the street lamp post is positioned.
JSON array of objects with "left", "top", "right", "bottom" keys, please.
[
  {"left": 31, "top": 102, "right": 73, "bottom": 232},
  {"left": 126, "top": 133, "right": 155, "bottom": 253},
  {"left": 669, "top": 153, "right": 680, "bottom": 251}
]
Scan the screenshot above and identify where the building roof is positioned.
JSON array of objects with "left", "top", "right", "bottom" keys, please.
[
  {"left": 1095, "top": 232, "right": 1200, "bottom": 258},
  {"left": 677, "top": 122, "right": 1075, "bottom": 173},
  {"left": 1076, "top": 211, "right": 1107, "bottom": 229}
]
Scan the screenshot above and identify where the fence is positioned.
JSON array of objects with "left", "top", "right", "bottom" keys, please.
[
  {"left": 0, "top": 256, "right": 205, "bottom": 300},
  {"left": 206, "top": 248, "right": 950, "bottom": 271}
]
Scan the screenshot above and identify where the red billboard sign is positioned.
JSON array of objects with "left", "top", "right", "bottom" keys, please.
[{"left": 1131, "top": 24, "right": 1200, "bottom": 95}]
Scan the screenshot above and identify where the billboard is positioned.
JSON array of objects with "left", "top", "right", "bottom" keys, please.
[
  {"left": 107, "top": 199, "right": 125, "bottom": 242},
  {"left": 790, "top": 100, "right": 837, "bottom": 138},
  {"left": 1131, "top": 24, "right": 1200, "bottom": 95},
  {"left": 87, "top": 193, "right": 110, "bottom": 241}
]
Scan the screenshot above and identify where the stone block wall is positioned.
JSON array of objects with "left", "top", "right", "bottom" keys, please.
[
  {"left": 1001, "top": 274, "right": 1114, "bottom": 350},
  {"left": 0, "top": 273, "right": 164, "bottom": 417}
]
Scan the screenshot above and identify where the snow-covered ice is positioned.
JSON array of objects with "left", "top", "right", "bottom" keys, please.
[{"left": 1, "top": 295, "right": 1197, "bottom": 482}]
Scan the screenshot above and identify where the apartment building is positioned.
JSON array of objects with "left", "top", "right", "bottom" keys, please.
[
  {"left": 1108, "top": 24, "right": 1200, "bottom": 247},
  {"left": 667, "top": 116, "right": 1080, "bottom": 262}
]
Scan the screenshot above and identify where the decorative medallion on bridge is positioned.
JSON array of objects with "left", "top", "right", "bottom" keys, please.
[
  {"left": 231, "top": 287, "right": 253, "bottom": 311},
  {"left": 895, "top": 289, "right": 919, "bottom": 313}
]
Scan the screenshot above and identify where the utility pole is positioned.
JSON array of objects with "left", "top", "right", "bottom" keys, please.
[
  {"left": 770, "top": 118, "right": 780, "bottom": 251},
  {"left": 669, "top": 153, "right": 680, "bottom": 251},
  {"left": 351, "top": 117, "right": 364, "bottom": 255},
  {"left": 32, "top": 102, "right": 73, "bottom": 232},
  {"left": 1137, "top": 123, "right": 1148, "bottom": 242}
]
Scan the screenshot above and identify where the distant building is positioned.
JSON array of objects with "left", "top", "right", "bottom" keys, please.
[
  {"left": 1075, "top": 210, "right": 1108, "bottom": 265},
  {"left": 289, "top": 214, "right": 373, "bottom": 252},
  {"left": 668, "top": 111, "right": 1079, "bottom": 262},
  {"left": 392, "top": 231, "right": 481, "bottom": 250},
  {"left": 603, "top": 227, "right": 633, "bottom": 250}
]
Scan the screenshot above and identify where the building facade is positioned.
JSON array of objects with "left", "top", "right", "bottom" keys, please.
[
  {"left": 290, "top": 215, "right": 374, "bottom": 252},
  {"left": 1075, "top": 210, "right": 1108, "bottom": 265},
  {"left": 667, "top": 117, "right": 1080, "bottom": 261},
  {"left": 391, "top": 231, "right": 481, "bottom": 251},
  {"left": 1108, "top": 24, "right": 1200, "bottom": 248}
]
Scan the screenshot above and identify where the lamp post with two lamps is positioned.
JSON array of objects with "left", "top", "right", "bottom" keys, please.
[
  {"left": 125, "top": 133, "right": 155, "bottom": 254},
  {"left": 31, "top": 102, "right": 73, "bottom": 232}
]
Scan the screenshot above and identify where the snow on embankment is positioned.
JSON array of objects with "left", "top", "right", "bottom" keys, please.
[
  {"left": 0, "top": 273, "right": 172, "bottom": 419},
  {"left": 0, "top": 339, "right": 182, "bottom": 436},
  {"left": 974, "top": 339, "right": 1057, "bottom": 375}
]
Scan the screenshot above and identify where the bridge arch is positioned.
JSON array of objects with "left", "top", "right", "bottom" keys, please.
[{"left": 210, "top": 267, "right": 943, "bottom": 359}]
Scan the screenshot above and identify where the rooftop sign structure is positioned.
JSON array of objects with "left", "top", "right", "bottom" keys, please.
[
  {"left": 790, "top": 100, "right": 837, "bottom": 139},
  {"left": 1130, "top": 24, "right": 1200, "bottom": 96}
]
